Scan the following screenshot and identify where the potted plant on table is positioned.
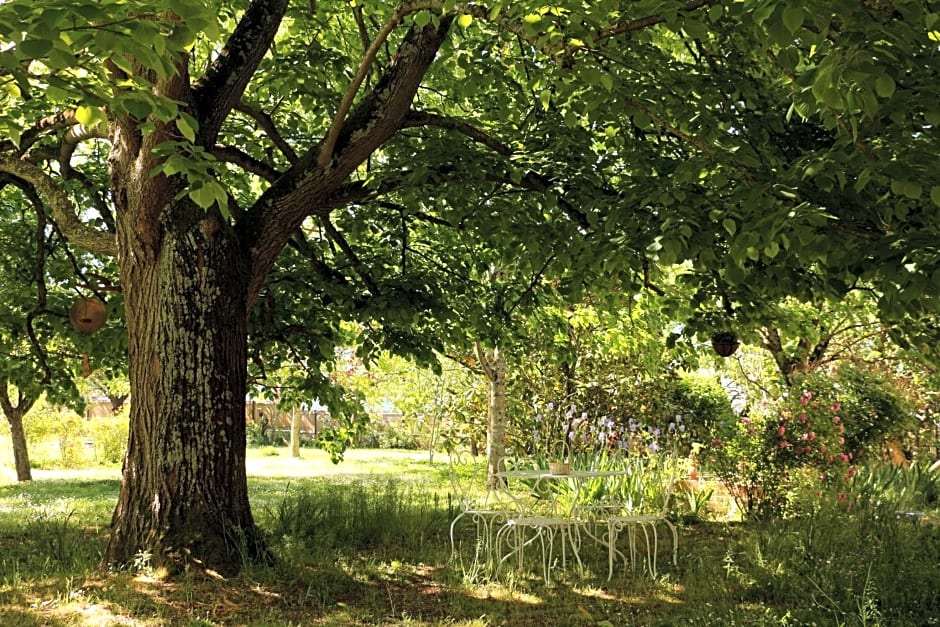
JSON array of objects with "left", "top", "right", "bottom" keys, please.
[{"left": 533, "top": 400, "right": 578, "bottom": 474}]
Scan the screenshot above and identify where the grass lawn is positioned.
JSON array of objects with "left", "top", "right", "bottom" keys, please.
[{"left": 1, "top": 447, "right": 938, "bottom": 626}]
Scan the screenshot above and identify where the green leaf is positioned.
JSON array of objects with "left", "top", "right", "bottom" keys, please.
[
  {"left": 121, "top": 98, "right": 153, "bottom": 120},
  {"left": 17, "top": 38, "right": 53, "bottom": 58},
  {"left": 874, "top": 74, "right": 896, "bottom": 98},
  {"left": 931, "top": 186, "right": 940, "bottom": 207},
  {"left": 523, "top": 14, "right": 542, "bottom": 24},
  {"left": 722, "top": 218, "right": 737, "bottom": 236},
  {"left": 854, "top": 168, "right": 872, "bottom": 192},
  {"left": 724, "top": 261, "right": 746, "bottom": 285},
  {"left": 539, "top": 89, "right": 551, "bottom": 110},
  {"left": 75, "top": 105, "right": 106, "bottom": 128},
  {"left": 782, "top": 6, "right": 803, "bottom": 34},
  {"left": 176, "top": 115, "right": 197, "bottom": 143},
  {"left": 633, "top": 112, "right": 651, "bottom": 129},
  {"left": 190, "top": 184, "right": 216, "bottom": 209},
  {"left": 902, "top": 181, "right": 922, "bottom": 199}
]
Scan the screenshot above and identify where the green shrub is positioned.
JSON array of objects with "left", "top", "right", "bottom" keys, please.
[
  {"left": 86, "top": 407, "right": 129, "bottom": 465},
  {"left": 24, "top": 400, "right": 87, "bottom": 469},
  {"left": 671, "top": 371, "right": 736, "bottom": 451},
  {"left": 355, "top": 418, "right": 422, "bottom": 449}
]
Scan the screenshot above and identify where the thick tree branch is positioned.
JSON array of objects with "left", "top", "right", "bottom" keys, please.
[
  {"left": 0, "top": 157, "right": 117, "bottom": 257},
  {"left": 0, "top": 110, "right": 78, "bottom": 156},
  {"left": 58, "top": 123, "right": 109, "bottom": 179},
  {"left": 317, "top": 7, "right": 406, "bottom": 168},
  {"left": 212, "top": 145, "right": 282, "bottom": 182},
  {"left": 593, "top": 0, "right": 720, "bottom": 42},
  {"left": 234, "top": 104, "right": 299, "bottom": 164},
  {"left": 404, "top": 110, "right": 511, "bottom": 155},
  {"left": 241, "top": 17, "right": 454, "bottom": 306},
  {"left": 18, "top": 181, "right": 53, "bottom": 384},
  {"left": 192, "top": 0, "right": 290, "bottom": 145},
  {"left": 401, "top": 112, "right": 597, "bottom": 229},
  {"left": 321, "top": 216, "right": 381, "bottom": 296}
]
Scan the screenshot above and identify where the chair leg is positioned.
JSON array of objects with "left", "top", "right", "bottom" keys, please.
[
  {"left": 607, "top": 522, "right": 617, "bottom": 581},
  {"left": 449, "top": 512, "right": 465, "bottom": 558},
  {"left": 645, "top": 523, "right": 657, "bottom": 578}
]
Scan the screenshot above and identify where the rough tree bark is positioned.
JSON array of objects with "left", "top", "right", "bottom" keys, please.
[
  {"left": 102, "top": 201, "right": 264, "bottom": 573},
  {"left": 0, "top": 384, "right": 36, "bottom": 482}
]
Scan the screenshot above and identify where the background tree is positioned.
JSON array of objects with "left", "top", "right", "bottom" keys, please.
[{"left": 0, "top": 178, "right": 124, "bottom": 481}]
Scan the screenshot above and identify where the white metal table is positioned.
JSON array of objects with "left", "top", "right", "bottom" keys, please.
[{"left": 492, "top": 468, "right": 633, "bottom": 583}]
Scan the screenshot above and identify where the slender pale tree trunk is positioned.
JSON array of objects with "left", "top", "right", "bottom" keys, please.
[
  {"left": 0, "top": 384, "right": 35, "bottom": 482},
  {"left": 103, "top": 201, "right": 266, "bottom": 573},
  {"left": 477, "top": 344, "right": 507, "bottom": 488},
  {"left": 290, "top": 407, "right": 301, "bottom": 458}
]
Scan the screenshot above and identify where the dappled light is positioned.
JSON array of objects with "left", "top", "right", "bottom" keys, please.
[{"left": 0, "top": 0, "right": 939, "bottom": 623}]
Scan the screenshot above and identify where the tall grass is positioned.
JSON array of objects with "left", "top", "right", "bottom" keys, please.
[{"left": 267, "top": 478, "right": 451, "bottom": 557}]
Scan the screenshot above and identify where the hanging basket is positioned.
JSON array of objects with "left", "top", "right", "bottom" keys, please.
[
  {"left": 711, "top": 332, "right": 740, "bottom": 357},
  {"left": 69, "top": 297, "right": 107, "bottom": 333}
]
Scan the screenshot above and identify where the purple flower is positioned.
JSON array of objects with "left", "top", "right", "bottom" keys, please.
[{"left": 649, "top": 442, "right": 660, "bottom": 453}]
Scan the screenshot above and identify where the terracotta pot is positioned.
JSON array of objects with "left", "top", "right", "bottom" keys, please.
[{"left": 69, "top": 297, "right": 107, "bottom": 333}]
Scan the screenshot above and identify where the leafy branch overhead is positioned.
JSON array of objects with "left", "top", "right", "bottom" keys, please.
[{"left": 0, "top": 0, "right": 937, "bottom": 375}]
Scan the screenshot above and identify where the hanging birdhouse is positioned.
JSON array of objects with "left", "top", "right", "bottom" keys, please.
[
  {"left": 69, "top": 297, "right": 107, "bottom": 333},
  {"left": 711, "top": 331, "right": 740, "bottom": 357}
]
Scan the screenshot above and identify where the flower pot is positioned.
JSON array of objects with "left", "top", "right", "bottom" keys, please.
[
  {"left": 711, "top": 332, "right": 739, "bottom": 357},
  {"left": 549, "top": 461, "right": 571, "bottom": 475},
  {"left": 69, "top": 297, "right": 107, "bottom": 333}
]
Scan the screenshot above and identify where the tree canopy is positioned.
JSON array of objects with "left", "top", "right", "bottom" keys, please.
[{"left": 0, "top": 0, "right": 938, "bottom": 572}]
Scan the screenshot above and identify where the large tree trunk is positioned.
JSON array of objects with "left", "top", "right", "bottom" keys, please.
[
  {"left": 0, "top": 385, "right": 35, "bottom": 482},
  {"left": 103, "top": 202, "right": 266, "bottom": 574}
]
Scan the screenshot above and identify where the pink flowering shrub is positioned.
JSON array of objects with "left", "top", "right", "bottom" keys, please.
[
  {"left": 704, "top": 387, "right": 856, "bottom": 519},
  {"left": 769, "top": 389, "right": 855, "bottom": 484}
]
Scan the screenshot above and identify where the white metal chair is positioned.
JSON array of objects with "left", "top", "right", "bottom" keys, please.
[
  {"left": 493, "top": 468, "right": 585, "bottom": 585},
  {"left": 495, "top": 509, "right": 584, "bottom": 584},
  {"left": 605, "top": 454, "right": 679, "bottom": 579},
  {"left": 447, "top": 449, "right": 515, "bottom": 568}
]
